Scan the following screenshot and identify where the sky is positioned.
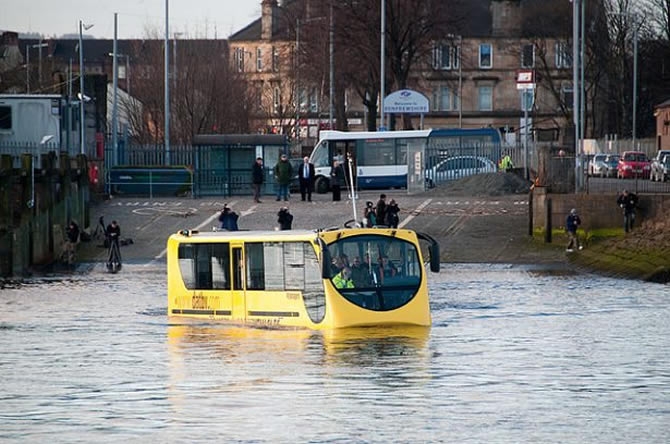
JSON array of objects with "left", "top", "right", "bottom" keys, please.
[{"left": 0, "top": 0, "right": 261, "bottom": 39}]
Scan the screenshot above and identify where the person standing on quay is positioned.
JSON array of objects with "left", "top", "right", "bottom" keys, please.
[
  {"left": 274, "top": 153, "right": 293, "bottom": 202},
  {"left": 298, "top": 156, "right": 315, "bottom": 202},
  {"left": 616, "top": 189, "right": 639, "bottom": 233},
  {"left": 376, "top": 194, "right": 388, "bottom": 225},
  {"left": 565, "top": 208, "right": 583, "bottom": 252},
  {"left": 330, "top": 159, "right": 345, "bottom": 201},
  {"left": 251, "top": 157, "right": 264, "bottom": 203}
]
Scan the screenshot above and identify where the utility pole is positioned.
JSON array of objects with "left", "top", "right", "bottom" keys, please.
[
  {"left": 572, "top": 0, "right": 581, "bottom": 192},
  {"left": 78, "top": 20, "right": 94, "bottom": 155},
  {"left": 112, "top": 12, "right": 118, "bottom": 167},
  {"left": 164, "top": 0, "right": 171, "bottom": 165},
  {"left": 295, "top": 17, "right": 300, "bottom": 143},
  {"left": 380, "top": 0, "right": 386, "bottom": 130},
  {"left": 329, "top": 1, "right": 334, "bottom": 129}
]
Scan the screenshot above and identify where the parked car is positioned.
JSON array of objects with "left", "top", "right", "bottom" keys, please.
[
  {"left": 649, "top": 150, "right": 670, "bottom": 182},
  {"left": 617, "top": 151, "right": 651, "bottom": 179},
  {"left": 425, "top": 156, "right": 497, "bottom": 188},
  {"left": 601, "top": 154, "right": 620, "bottom": 177},
  {"left": 587, "top": 153, "right": 607, "bottom": 176}
]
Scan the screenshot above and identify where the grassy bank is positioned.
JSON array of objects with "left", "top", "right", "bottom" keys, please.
[{"left": 532, "top": 227, "right": 670, "bottom": 283}]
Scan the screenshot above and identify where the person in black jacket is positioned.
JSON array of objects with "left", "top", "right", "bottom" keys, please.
[
  {"left": 105, "top": 220, "right": 123, "bottom": 270},
  {"left": 218, "top": 205, "right": 239, "bottom": 231},
  {"left": 375, "top": 194, "right": 387, "bottom": 225},
  {"left": 385, "top": 199, "right": 400, "bottom": 228},
  {"left": 251, "top": 157, "right": 264, "bottom": 203},
  {"left": 330, "top": 160, "right": 345, "bottom": 201},
  {"left": 298, "top": 156, "right": 315, "bottom": 202},
  {"left": 277, "top": 207, "right": 293, "bottom": 230},
  {"left": 64, "top": 220, "right": 80, "bottom": 263},
  {"left": 616, "top": 189, "right": 639, "bottom": 233}
]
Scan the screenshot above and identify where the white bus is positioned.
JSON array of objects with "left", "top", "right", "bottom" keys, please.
[{"left": 308, "top": 128, "right": 502, "bottom": 193}]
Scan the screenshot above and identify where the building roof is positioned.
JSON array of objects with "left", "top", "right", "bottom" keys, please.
[{"left": 230, "top": 0, "right": 568, "bottom": 43}]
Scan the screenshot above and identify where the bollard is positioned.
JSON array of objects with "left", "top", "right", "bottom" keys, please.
[
  {"left": 544, "top": 198, "right": 552, "bottom": 243},
  {"left": 528, "top": 191, "right": 533, "bottom": 236}
]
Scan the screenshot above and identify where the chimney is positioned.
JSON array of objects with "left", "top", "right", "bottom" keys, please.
[
  {"left": 490, "top": 0, "right": 522, "bottom": 37},
  {"left": 261, "top": 0, "right": 279, "bottom": 41}
]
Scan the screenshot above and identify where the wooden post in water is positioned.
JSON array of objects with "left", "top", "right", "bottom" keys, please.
[{"left": 545, "top": 198, "right": 552, "bottom": 243}]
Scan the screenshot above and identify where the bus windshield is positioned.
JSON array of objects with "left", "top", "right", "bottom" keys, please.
[{"left": 326, "top": 234, "right": 422, "bottom": 311}]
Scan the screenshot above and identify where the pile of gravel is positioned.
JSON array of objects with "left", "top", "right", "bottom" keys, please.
[{"left": 435, "top": 172, "right": 532, "bottom": 196}]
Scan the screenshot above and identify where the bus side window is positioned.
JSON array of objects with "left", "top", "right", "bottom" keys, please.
[
  {"left": 196, "top": 244, "right": 213, "bottom": 289},
  {"left": 245, "top": 243, "right": 265, "bottom": 290}
]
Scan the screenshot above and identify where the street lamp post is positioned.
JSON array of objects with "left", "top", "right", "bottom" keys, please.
[
  {"left": 173, "top": 32, "right": 183, "bottom": 94},
  {"left": 79, "top": 20, "right": 94, "bottom": 156},
  {"left": 329, "top": 2, "right": 334, "bottom": 130},
  {"left": 165, "top": 0, "right": 170, "bottom": 165},
  {"left": 380, "top": 0, "right": 386, "bottom": 130},
  {"left": 295, "top": 17, "right": 301, "bottom": 142},
  {"left": 111, "top": 13, "right": 119, "bottom": 167},
  {"left": 448, "top": 35, "right": 463, "bottom": 128},
  {"left": 611, "top": 12, "right": 639, "bottom": 148},
  {"left": 632, "top": 25, "right": 638, "bottom": 148}
]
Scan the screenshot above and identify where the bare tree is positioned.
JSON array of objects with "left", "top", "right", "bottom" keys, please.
[
  {"left": 121, "top": 30, "right": 251, "bottom": 145},
  {"left": 293, "top": 0, "right": 464, "bottom": 131},
  {"left": 644, "top": 0, "right": 670, "bottom": 41}
]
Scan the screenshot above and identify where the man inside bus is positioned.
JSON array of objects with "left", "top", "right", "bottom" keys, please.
[
  {"left": 351, "top": 256, "right": 370, "bottom": 287},
  {"left": 333, "top": 267, "right": 355, "bottom": 289}
]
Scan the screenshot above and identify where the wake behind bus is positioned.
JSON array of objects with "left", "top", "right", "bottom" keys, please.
[{"left": 308, "top": 128, "right": 503, "bottom": 193}]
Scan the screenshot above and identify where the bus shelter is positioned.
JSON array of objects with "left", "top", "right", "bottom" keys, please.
[{"left": 192, "top": 134, "right": 288, "bottom": 197}]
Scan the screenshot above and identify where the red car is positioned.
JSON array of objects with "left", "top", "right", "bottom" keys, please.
[{"left": 617, "top": 151, "right": 651, "bottom": 179}]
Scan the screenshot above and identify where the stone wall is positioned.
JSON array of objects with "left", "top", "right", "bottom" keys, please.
[
  {"left": 532, "top": 187, "right": 670, "bottom": 232},
  {"left": 0, "top": 152, "right": 89, "bottom": 277}
]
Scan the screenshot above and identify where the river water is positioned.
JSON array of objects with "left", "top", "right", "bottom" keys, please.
[{"left": 1, "top": 263, "right": 669, "bottom": 443}]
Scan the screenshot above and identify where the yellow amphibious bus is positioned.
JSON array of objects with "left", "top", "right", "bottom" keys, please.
[{"left": 167, "top": 226, "right": 440, "bottom": 330}]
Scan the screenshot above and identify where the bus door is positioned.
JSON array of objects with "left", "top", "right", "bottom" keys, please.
[
  {"left": 406, "top": 137, "right": 426, "bottom": 193},
  {"left": 231, "top": 245, "right": 246, "bottom": 321},
  {"left": 344, "top": 141, "right": 357, "bottom": 192}
]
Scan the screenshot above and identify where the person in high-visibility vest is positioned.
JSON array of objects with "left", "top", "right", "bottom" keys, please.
[
  {"left": 332, "top": 267, "right": 355, "bottom": 289},
  {"left": 500, "top": 154, "right": 514, "bottom": 172}
]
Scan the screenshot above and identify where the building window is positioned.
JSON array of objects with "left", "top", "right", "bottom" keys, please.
[
  {"left": 432, "top": 43, "right": 460, "bottom": 70},
  {"left": 521, "top": 44, "right": 534, "bottom": 68},
  {"left": 479, "top": 43, "right": 492, "bottom": 69},
  {"left": 272, "top": 46, "right": 279, "bottom": 72},
  {"left": 256, "top": 48, "right": 263, "bottom": 72},
  {"left": 273, "top": 87, "right": 281, "bottom": 114},
  {"left": 521, "top": 89, "right": 534, "bottom": 112},
  {"left": 234, "top": 47, "right": 245, "bottom": 72},
  {"left": 440, "top": 86, "right": 451, "bottom": 110},
  {"left": 561, "top": 82, "right": 574, "bottom": 109},
  {"left": 309, "top": 90, "right": 318, "bottom": 113},
  {"left": 555, "top": 42, "right": 572, "bottom": 68},
  {"left": 0, "top": 105, "right": 12, "bottom": 130},
  {"left": 432, "top": 86, "right": 458, "bottom": 111},
  {"left": 478, "top": 86, "right": 493, "bottom": 111}
]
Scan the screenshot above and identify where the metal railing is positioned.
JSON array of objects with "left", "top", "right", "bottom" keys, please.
[{"left": 0, "top": 141, "right": 66, "bottom": 168}]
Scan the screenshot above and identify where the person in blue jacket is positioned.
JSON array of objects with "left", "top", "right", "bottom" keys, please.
[
  {"left": 565, "top": 208, "right": 582, "bottom": 252},
  {"left": 218, "top": 205, "right": 239, "bottom": 231}
]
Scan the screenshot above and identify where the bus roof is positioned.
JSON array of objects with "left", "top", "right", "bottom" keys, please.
[
  {"left": 171, "top": 229, "right": 319, "bottom": 241},
  {"left": 318, "top": 127, "right": 501, "bottom": 142},
  {"left": 318, "top": 130, "right": 432, "bottom": 141}
]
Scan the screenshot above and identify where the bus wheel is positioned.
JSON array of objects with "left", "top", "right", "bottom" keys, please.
[{"left": 315, "top": 176, "right": 330, "bottom": 194}]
